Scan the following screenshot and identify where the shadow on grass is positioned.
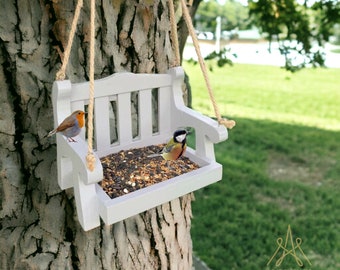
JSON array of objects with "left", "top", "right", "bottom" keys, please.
[{"left": 191, "top": 117, "right": 340, "bottom": 270}]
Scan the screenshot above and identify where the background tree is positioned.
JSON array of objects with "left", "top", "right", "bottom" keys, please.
[
  {"left": 195, "top": 0, "right": 249, "bottom": 35},
  {"left": 249, "top": 0, "right": 340, "bottom": 71},
  {"left": 195, "top": 0, "right": 340, "bottom": 72},
  {"left": 0, "top": 0, "right": 199, "bottom": 268}
]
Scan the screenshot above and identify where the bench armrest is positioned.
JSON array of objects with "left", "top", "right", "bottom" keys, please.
[
  {"left": 168, "top": 67, "right": 228, "bottom": 160},
  {"left": 175, "top": 106, "right": 227, "bottom": 142},
  {"left": 172, "top": 106, "right": 228, "bottom": 160},
  {"left": 57, "top": 134, "right": 103, "bottom": 189}
]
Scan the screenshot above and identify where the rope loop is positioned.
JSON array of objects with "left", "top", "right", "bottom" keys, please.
[
  {"left": 219, "top": 118, "right": 236, "bottom": 129},
  {"left": 86, "top": 152, "right": 96, "bottom": 172}
]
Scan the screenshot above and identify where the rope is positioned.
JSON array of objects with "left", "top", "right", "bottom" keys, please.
[
  {"left": 179, "top": 0, "right": 236, "bottom": 129},
  {"left": 86, "top": 0, "right": 96, "bottom": 171},
  {"left": 55, "top": 0, "right": 84, "bottom": 81},
  {"left": 168, "top": 0, "right": 180, "bottom": 66}
]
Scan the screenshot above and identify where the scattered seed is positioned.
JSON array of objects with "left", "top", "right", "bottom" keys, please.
[{"left": 99, "top": 144, "right": 200, "bottom": 199}]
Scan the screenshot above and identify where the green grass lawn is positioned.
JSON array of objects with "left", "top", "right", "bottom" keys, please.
[{"left": 184, "top": 62, "right": 340, "bottom": 270}]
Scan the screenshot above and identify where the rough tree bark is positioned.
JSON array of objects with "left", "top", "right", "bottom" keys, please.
[{"left": 0, "top": 0, "right": 201, "bottom": 269}]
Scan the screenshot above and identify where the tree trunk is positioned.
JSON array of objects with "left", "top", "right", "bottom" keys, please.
[{"left": 0, "top": 0, "right": 199, "bottom": 269}]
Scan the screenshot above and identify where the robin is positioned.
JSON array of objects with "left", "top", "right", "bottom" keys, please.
[{"left": 47, "top": 110, "right": 85, "bottom": 142}]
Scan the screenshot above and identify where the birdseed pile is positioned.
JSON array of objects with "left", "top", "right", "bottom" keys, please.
[{"left": 99, "top": 144, "right": 200, "bottom": 199}]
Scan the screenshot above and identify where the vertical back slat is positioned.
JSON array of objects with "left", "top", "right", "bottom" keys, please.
[
  {"left": 139, "top": 89, "right": 153, "bottom": 139},
  {"left": 117, "top": 93, "right": 132, "bottom": 145},
  {"left": 158, "top": 86, "right": 171, "bottom": 135},
  {"left": 67, "top": 72, "right": 175, "bottom": 152},
  {"left": 94, "top": 97, "right": 111, "bottom": 152}
]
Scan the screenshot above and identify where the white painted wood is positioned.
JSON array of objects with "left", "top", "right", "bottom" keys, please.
[
  {"left": 96, "top": 148, "right": 220, "bottom": 225},
  {"left": 94, "top": 97, "right": 111, "bottom": 152},
  {"left": 52, "top": 80, "right": 72, "bottom": 126},
  {"left": 158, "top": 86, "right": 172, "bottom": 135},
  {"left": 139, "top": 89, "right": 153, "bottom": 140},
  {"left": 73, "top": 170, "right": 100, "bottom": 230},
  {"left": 117, "top": 93, "right": 132, "bottom": 145},
  {"left": 69, "top": 73, "right": 172, "bottom": 101},
  {"left": 52, "top": 66, "right": 228, "bottom": 231}
]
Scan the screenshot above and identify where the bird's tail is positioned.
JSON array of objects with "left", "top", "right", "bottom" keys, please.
[{"left": 147, "top": 153, "right": 161, "bottom": 158}]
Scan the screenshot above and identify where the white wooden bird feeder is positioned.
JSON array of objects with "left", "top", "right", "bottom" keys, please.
[
  {"left": 51, "top": 0, "right": 234, "bottom": 231},
  {"left": 52, "top": 66, "right": 228, "bottom": 231}
]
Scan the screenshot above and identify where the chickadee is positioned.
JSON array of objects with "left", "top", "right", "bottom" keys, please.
[{"left": 148, "top": 129, "right": 187, "bottom": 160}]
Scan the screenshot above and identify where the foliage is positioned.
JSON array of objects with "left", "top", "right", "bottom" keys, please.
[
  {"left": 203, "top": 48, "right": 234, "bottom": 68},
  {"left": 331, "top": 24, "right": 340, "bottom": 45},
  {"left": 195, "top": 0, "right": 249, "bottom": 34},
  {"left": 248, "top": 0, "right": 340, "bottom": 71},
  {"left": 184, "top": 62, "right": 340, "bottom": 269},
  {"left": 194, "top": 0, "right": 340, "bottom": 72},
  {"left": 187, "top": 47, "right": 235, "bottom": 71},
  {"left": 312, "top": 0, "right": 340, "bottom": 43}
]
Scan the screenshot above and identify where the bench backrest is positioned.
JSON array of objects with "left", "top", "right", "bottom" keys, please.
[{"left": 52, "top": 68, "right": 184, "bottom": 157}]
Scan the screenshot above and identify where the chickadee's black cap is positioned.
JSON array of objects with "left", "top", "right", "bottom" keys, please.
[{"left": 173, "top": 129, "right": 187, "bottom": 137}]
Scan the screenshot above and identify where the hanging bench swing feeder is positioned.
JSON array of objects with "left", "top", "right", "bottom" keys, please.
[{"left": 52, "top": 0, "right": 234, "bottom": 231}]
